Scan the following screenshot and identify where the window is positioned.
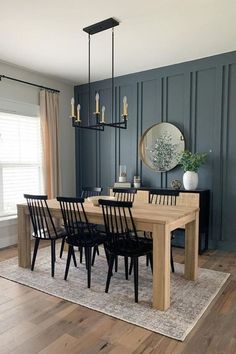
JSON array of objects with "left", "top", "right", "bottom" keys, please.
[{"left": 0, "top": 111, "right": 43, "bottom": 217}]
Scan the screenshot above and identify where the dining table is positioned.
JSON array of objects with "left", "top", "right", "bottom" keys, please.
[{"left": 17, "top": 199, "right": 199, "bottom": 311}]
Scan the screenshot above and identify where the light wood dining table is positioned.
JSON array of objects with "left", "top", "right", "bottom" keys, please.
[{"left": 17, "top": 199, "right": 199, "bottom": 311}]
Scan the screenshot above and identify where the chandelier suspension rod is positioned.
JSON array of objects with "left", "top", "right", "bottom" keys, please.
[
  {"left": 88, "top": 33, "right": 91, "bottom": 126},
  {"left": 112, "top": 27, "right": 114, "bottom": 124}
]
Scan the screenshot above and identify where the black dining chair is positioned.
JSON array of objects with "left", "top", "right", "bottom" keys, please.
[
  {"left": 81, "top": 186, "right": 103, "bottom": 263},
  {"left": 60, "top": 187, "right": 103, "bottom": 261},
  {"left": 112, "top": 188, "right": 137, "bottom": 202},
  {"left": 81, "top": 187, "right": 103, "bottom": 198},
  {"left": 108, "top": 188, "right": 138, "bottom": 272},
  {"left": 23, "top": 194, "right": 73, "bottom": 277},
  {"left": 99, "top": 199, "right": 152, "bottom": 303},
  {"left": 57, "top": 196, "right": 107, "bottom": 288}
]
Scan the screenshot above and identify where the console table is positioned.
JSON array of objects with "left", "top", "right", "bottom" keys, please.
[{"left": 109, "top": 187, "right": 210, "bottom": 254}]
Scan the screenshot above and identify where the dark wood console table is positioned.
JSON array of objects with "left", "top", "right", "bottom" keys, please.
[{"left": 109, "top": 187, "right": 210, "bottom": 254}]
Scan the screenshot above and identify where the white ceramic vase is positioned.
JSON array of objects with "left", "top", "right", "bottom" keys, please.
[{"left": 183, "top": 171, "right": 198, "bottom": 190}]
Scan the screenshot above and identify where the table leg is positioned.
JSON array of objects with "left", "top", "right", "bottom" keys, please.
[
  {"left": 17, "top": 205, "right": 31, "bottom": 268},
  {"left": 152, "top": 224, "right": 170, "bottom": 310},
  {"left": 185, "top": 211, "right": 199, "bottom": 280}
]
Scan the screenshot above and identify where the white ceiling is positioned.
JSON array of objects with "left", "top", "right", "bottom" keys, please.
[{"left": 1, "top": 0, "right": 236, "bottom": 85}]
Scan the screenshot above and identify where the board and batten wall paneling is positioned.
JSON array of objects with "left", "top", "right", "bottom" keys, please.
[
  {"left": 75, "top": 51, "right": 236, "bottom": 250},
  {"left": 165, "top": 74, "right": 186, "bottom": 188},
  {"left": 98, "top": 86, "right": 115, "bottom": 191},
  {"left": 194, "top": 68, "right": 218, "bottom": 245},
  {"left": 117, "top": 83, "right": 138, "bottom": 182},
  {"left": 140, "top": 78, "right": 162, "bottom": 188},
  {"left": 220, "top": 63, "right": 236, "bottom": 249}
]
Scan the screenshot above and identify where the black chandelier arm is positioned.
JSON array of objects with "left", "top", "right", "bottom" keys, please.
[
  {"left": 103, "top": 120, "right": 127, "bottom": 129},
  {"left": 72, "top": 118, "right": 127, "bottom": 131},
  {"left": 72, "top": 122, "right": 105, "bottom": 131}
]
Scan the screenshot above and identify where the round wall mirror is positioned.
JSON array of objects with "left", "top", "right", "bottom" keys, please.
[{"left": 139, "top": 122, "right": 185, "bottom": 172}]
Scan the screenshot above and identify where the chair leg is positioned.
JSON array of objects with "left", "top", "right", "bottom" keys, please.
[
  {"left": 171, "top": 246, "right": 175, "bottom": 273},
  {"left": 104, "top": 246, "right": 109, "bottom": 266},
  {"left": 149, "top": 253, "right": 153, "bottom": 274},
  {"left": 91, "top": 246, "right": 97, "bottom": 266},
  {"left": 129, "top": 258, "right": 133, "bottom": 275},
  {"left": 96, "top": 246, "right": 99, "bottom": 256},
  {"left": 31, "top": 238, "right": 40, "bottom": 271},
  {"left": 124, "top": 256, "right": 129, "bottom": 280},
  {"left": 85, "top": 247, "right": 92, "bottom": 288},
  {"left": 115, "top": 255, "right": 118, "bottom": 272},
  {"left": 146, "top": 254, "right": 149, "bottom": 266},
  {"left": 133, "top": 257, "right": 139, "bottom": 303},
  {"left": 72, "top": 247, "right": 77, "bottom": 267},
  {"left": 53, "top": 240, "right": 56, "bottom": 263},
  {"left": 60, "top": 237, "right": 65, "bottom": 258},
  {"left": 64, "top": 245, "right": 73, "bottom": 280},
  {"left": 105, "top": 254, "right": 115, "bottom": 293},
  {"left": 79, "top": 246, "right": 83, "bottom": 263},
  {"left": 51, "top": 240, "right": 55, "bottom": 277}
]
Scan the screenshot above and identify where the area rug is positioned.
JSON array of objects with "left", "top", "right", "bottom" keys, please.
[{"left": 0, "top": 246, "right": 230, "bottom": 341}]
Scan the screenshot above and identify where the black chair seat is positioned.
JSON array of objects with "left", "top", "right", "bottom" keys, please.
[
  {"left": 106, "top": 238, "right": 152, "bottom": 258},
  {"left": 95, "top": 224, "right": 106, "bottom": 234},
  {"left": 33, "top": 227, "right": 67, "bottom": 240},
  {"left": 66, "top": 232, "right": 106, "bottom": 248}
]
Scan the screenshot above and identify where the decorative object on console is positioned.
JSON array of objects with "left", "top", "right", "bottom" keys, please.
[
  {"left": 69, "top": 18, "right": 128, "bottom": 131},
  {"left": 118, "top": 165, "right": 127, "bottom": 183},
  {"left": 133, "top": 176, "right": 141, "bottom": 188},
  {"left": 114, "top": 182, "right": 131, "bottom": 188},
  {"left": 171, "top": 179, "right": 182, "bottom": 190},
  {"left": 139, "top": 123, "right": 185, "bottom": 172},
  {"left": 179, "top": 150, "right": 207, "bottom": 190}
]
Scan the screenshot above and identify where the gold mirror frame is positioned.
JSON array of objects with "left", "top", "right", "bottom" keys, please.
[{"left": 139, "top": 122, "right": 185, "bottom": 172}]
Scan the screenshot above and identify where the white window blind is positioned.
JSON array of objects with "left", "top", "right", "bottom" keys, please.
[{"left": 0, "top": 111, "right": 43, "bottom": 217}]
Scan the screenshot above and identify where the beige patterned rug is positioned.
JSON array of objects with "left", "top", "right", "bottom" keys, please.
[{"left": 0, "top": 246, "right": 230, "bottom": 341}]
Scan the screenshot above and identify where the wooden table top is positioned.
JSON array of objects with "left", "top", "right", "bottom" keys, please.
[{"left": 19, "top": 198, "right": 199, "bottom": 226}]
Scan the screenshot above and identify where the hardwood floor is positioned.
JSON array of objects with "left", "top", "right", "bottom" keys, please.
[{"left": 0, "top": 244, "right": 235, "bottom": 354}]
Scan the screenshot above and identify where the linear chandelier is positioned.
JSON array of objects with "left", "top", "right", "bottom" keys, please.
[{"left": 70, "top": 18, "right": 128, "bottom": 131}]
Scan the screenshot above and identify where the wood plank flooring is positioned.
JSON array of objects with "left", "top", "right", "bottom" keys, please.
[{"left": 0, "top": 244, "right": 235, "bottom": 354}]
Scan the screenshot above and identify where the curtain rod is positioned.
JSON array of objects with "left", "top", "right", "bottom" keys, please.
[{"left": 0, "top": 74, "right": 60, "bottom": 93}]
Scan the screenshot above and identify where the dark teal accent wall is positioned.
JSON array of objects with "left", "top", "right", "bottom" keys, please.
[{"left": 75, "top": 50, "right": 236, "bottom": 250}]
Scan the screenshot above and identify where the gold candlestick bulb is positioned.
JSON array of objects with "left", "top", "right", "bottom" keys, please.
[
  {"left": 122, "top": 96, "right": 128, "bottom": 118},
  {"left": 70, "top": 97, "right": 75, "bottom": 117},
  {"left": 95, "top": 92, "right": 100, "bottom": 114},
  {"left": 76, "top": 104, "right": 81, "bottom": 122},
  {"left": 125, "top": 103, "right": 128, "bottom": 117},
  {"left": 101, "top": 106, "right": 105, "bottom": 123}
]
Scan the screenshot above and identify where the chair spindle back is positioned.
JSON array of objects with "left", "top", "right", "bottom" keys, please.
[
  {"left": 99, "top": 199, "right": 138, "bottom": 249},
  {"left": 112, "top": 188, "right": 137, "bottom": 202},
  {"left": 81, "top": 187, "right": 103, "bottom": 199},
  {"left": 24, "top": 194, "right": 57, "bottom": 239},
  {"left": 57, "top": 196, "right": 92, "bottom": 236}
]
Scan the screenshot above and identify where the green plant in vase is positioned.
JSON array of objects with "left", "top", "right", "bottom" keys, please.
[{"left": 178, "top": 150, "right": 207, "bottom": 190}]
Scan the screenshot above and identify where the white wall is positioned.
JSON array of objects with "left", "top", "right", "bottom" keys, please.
[{"left": 0, "top": 60, "right": 75, "bottom": 247}]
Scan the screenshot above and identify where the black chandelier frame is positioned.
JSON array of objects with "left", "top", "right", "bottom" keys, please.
[{"left": 72, "top": 18, "right": 128, "bottom": 131}]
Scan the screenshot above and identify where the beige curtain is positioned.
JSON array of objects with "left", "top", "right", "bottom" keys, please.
[{"left": 40, "top": 90, "right": 61, "bottom": 198}]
